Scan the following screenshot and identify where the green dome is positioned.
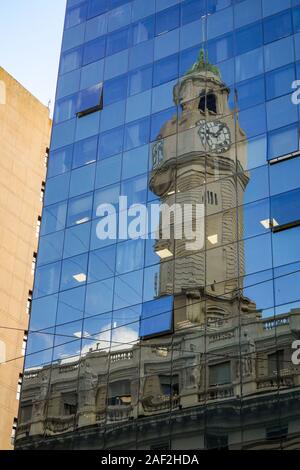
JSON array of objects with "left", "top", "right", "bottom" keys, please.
[{"left": 186, "top": 49, "right": 221, "bottom": 79}]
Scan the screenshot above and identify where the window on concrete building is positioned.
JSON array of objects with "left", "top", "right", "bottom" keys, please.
[{"left": 209, "top": 362, "right": 231, "bottom": 386}]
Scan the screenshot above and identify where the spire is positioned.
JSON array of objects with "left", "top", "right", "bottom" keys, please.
[{"left": 186, "top": 49, "right": 221, "bottom": 79}]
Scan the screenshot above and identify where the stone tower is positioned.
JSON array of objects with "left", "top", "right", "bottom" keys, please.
[{"left": 149, "top": 51, "right": 255, "bottom": 327}]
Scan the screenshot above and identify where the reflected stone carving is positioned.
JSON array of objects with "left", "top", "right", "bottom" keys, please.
[{"left": 78, "top": 361, "right": 98, "bottom": 409}]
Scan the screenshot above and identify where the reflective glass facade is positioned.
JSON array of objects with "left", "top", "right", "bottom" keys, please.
[{"left": 16, "top": 0, "right": 300, "bottom": 450}]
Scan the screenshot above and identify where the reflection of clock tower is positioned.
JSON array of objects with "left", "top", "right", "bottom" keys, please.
[{"left": 150, "top": 51, "right": 255, "bottom": 327}]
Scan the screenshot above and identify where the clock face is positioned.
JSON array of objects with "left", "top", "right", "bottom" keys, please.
[{"left": 198, "top": 120, "right": 231, "bottom": 154}]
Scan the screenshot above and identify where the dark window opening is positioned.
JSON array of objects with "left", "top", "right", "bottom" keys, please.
[
  {"left": 199, "top": 93, "right": 217, "bottom": 113},
  {"left": 209, "top": 362, "right": 231, "bottom": 386},
  {"left": 108, "top": 380, "right": 131, "bottom": 406},
  {"left": 159, "top": 375, "right": 179, "bottom": 396},
  {"left": 268, "top": 350, "right": 284, "bottom": 376},
  {"left": 62, "top": 393, "right": 77, "bottom": 415},
  {"left": 20, "top": 403, "right": 33, "bottom": 424}
]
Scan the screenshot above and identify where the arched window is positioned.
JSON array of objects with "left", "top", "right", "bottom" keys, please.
[{"left": 199, "top": 93, "right": 217, "bottom": 113}]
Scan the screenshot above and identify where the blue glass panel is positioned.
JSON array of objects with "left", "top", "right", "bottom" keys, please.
[
  {"left": 95, "top": 154, "right": 122, "bottom": 189},
  {"left": 265, "top": 64, "right": 295, "bottom": 101},
  {"left": 105, "top": 49, "right": 129, "bottom": 79},
  {"left": 75, "top": 111, "right": 100, "bottom": 140},
  {"left": 65, "top": 3, "right": 87, "bottom": 29},
  {"left": 44, "top": 172, "right": 70, "bottom": 206},
  {"left": 264, "top": 36, "right": 295, "bottom": 72},
  {"left": 80, "top": 60, "right": 104, "bottom": 89},
  {"left": 268, "top": 124, "right": 299, "bottom": 160},
  {"left": 57, "top": 69, "right": 81, "bottom": 99},
  {"left": 154, "top": 28, "right": 180, "bottom": 61},
  {"left": 30, "top": 295, "right": 58, "bottom": 330},
  {"left": 69, "top": 163, "right": 96, "bottom": 197},
  {"left": 235, "top": 76, "right": 265, "bottom": 110},
  {"left": 108, "top": 2, "right": 132, "bottom": 32},
  {"left": 56, "top": 286, "right": 86, "bottom": 323},
  {"left": 132, "top": 16, "right": 155, "bottom": 45},
  {"left": 63, "top": 223, "right": 91, "bottom": 258},
  {"left": 263, "top": 10, "right": 293, "bottom": 44},
  {"left": 140, "top": 296, "right": 173, "bottom": 338},
  {"left": 271, "top": 189, "right": 300, "bottom": 228},
  {"left": 129, "top": 40, "right": 154, "bottom": 70},
  {"left": 235, "top": 22, "right": 263, "bottom": 56},
  {"left": 48, "top": 145, "right": 73, "bottom": 178},
  {"left": 37, "top": 232, "right": 64, "bottom": 266},
  {"left": 121, "top": 174, "right": 148, "bottom": 205},
  {"left": 239, "top": 103, "right": 266, "bottom": 138},
  {"left": 266, "top": 94, "right": 298, "bottom": 131},
  {"left": 104, "top": 74, "right": 128, "bottom": 105},
  {"left": 124, "top": 117, "right": 150, "bottom": 151},
  {"left": 88, "top": 245, "right": 116, "bottom": 283},
  {"left": 234, "top": 0, "right": 262, "bottom": 29},
  {"left": 263, "top": 0, "right": 291, "bottom": 16},
  {"left": 156, "top": 5, "right": 180, "bottom": 36},
  {"left": 60, "top": 254, "right": 88, "bottom": 291},
  {"left": 270, "top": 156, "right": 300, "bottom": 195},
  {"left": 128, "top": 65, "right": 153, "bottom": 96},
  {"left": 207, "top": 33, "right": 234, "bottom": 64},
  {"left": 63, "top": 23, "right": 85, "bottom": 52},
  {"left": 54, "top": 95, "right": 77, "bottom": 123},
  {"left": 235, "top": 47, "right": 264, "bottom": 82},
  {"left": 41, "top": 201, "right": 67, "bottom": 236},
  {"left": 60, "top": 47, "right": 82, "bottom": 75},
  {"left": 273, "top": 226, "right": 300, "bottom": 268},
  {"left": 181, "top": 0, "right": 205, "bottom": 26},
  {"left": 113, "top": 270, "right": 143, "bottom": 310},
  {"left": 93, "top": 184, "right": 120, "bottom": 218},
  {"left": 207, "top": 6, "right": 233, "bottom": 40},
  {"left": 293, "top": 6, "right": 300, "bottom": 33},
  {"left": 116, "top": 239, "right": 145, "bottom": 274},
  {"left": 153, "top": 54, "right": 179, "bottom": 87},
  {"left": 122, "top": 145, "right": 149, "bottom": 179},
  {"left": 34, "top": 262, "right": 61, "bottom": 298},
  {"left": 98, "top": 126, "right": 124, "bottom": 159},
  {"left": 88, "top": 0, "right": 109, "bottom": 19},
  {"left": 107, "top": 26, "right": 131, "bottom": 56},
  {"left": 67, "top": 192, "right": 93, "bottom": 227},
  {"left": 85, "top": 14, "right": 108, "bottom": 41},
  {"left": 83, "top": 37, "right": 106, "bottom": 66},
  {"left": 85, "top": 278, "right": 114, "bottom": 316},
  {"left": 72, "top": 136, "right": 98, "bottom": 169}
]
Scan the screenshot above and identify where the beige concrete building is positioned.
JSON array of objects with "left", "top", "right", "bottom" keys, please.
[{"left": 0, "top": 67, "right": 51, "bottom": 449}]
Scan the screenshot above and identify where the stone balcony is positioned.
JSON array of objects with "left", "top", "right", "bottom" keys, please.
[
  {"left": 198, "top": 384, "right": 234, "bottom": 402},
  {"left": 142, "top": 394, "right": 180, "bottom": 413}
]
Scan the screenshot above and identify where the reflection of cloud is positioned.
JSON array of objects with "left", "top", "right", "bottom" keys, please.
[{"left": 81, "top": 323, "right": 138, "bottom": 356}]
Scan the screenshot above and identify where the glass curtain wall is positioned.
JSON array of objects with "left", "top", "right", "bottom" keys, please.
[{"left": 16, "top": 0, "right": 300, "bottom": 450}]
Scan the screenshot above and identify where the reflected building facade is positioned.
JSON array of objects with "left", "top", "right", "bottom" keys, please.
[{"left": 16, "top": 0, "right": 300, "bottom": 450}]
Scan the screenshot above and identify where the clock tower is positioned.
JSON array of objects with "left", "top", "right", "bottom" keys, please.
[{"left": 149, "top": 50, "right": 256, "bottom": 327}]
